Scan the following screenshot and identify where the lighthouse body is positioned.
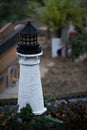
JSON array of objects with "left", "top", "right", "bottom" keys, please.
[{"left": 16, "top": 22, "right": 47, "bottom": 115}]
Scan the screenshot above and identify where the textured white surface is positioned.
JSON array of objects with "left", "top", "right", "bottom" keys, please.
[
  {"left": 17, "top": 52, "right": 47, "bottom": 115},
  {"left": 51, "top": 38, "right": 63, "bottom": 57}
]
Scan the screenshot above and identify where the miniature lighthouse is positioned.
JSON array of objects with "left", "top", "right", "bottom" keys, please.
[{"left": 16, "top": 22, "right": 47, "bottom": 115}]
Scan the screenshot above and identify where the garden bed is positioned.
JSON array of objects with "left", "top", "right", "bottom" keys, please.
[
  {"left": 39, "top": 37, "right": 87, "bottom": 98},
  {"left": 0, "top": 98, "right": 87, "bottom": 130}
]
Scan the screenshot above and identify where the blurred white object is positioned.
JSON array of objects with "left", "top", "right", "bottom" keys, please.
[{"left": 17, "top": 52, "right": 47, "bottom": 115}]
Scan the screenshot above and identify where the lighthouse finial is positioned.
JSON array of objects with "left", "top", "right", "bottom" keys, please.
[{"left": 27, "top": 21, "right": 31, "bottom": 24}]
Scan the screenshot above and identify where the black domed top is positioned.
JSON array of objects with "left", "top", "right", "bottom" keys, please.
[
  {"left": 20, "top": 21, "right": 38, "bottom": 35},
  {"left": 16, "top": 21, "right": 41, "bottom": 55}
]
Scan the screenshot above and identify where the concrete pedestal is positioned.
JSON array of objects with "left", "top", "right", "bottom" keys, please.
[{"left": 17, "top": 52, "right": 47, "bottom": 115}]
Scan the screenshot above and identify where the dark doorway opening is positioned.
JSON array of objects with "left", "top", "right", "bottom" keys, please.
[{"left": 57, "top": 49, "right": 62, "bottom": 56}]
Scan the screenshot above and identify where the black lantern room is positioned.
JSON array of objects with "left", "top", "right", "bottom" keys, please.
[{"left": 17, "top": 21, "right": 41, "bottom": 54}]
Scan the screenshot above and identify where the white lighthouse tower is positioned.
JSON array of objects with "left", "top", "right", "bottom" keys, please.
[{"left": 16, "top": 22, "right": 47, "bottom": 115}]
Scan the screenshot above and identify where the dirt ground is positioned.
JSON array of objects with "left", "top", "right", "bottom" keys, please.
[{"left": 39, "top": 37, "right": 87, "bottom": 98}]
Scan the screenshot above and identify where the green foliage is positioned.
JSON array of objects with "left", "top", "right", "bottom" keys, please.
[
  {"left": 0, "top": 1, "right": 29, "bottom": 27},
  {"left": 1, "top": 101, "right": 87, "bottom": 130},
  {"left": 19, "top": 103, "right": 34, "bottom": 121},
  {"left": 27, "top": 0, "right": 41, "bottom": 17},
  {"left": 69, "top": 32, "right": 86, "bottom": 60},
  {"left": 36, "top": 0, "right": 85, "bottom": 36},
  {"left": 0, "top": 105, "right": 21, "bottom": 130},
  {"left": 19, "top": 104, "right": 63, "bottom": 130},
  {"left": 29, "top": 116, "right": 63, "bottom": 130},
  {"left": 0, "top": 103, "right": 63, "bottom": 130},
  {"left": 0, "top": 0, "right": 44, "bottom": 27},
  {"left": 0, "top": 101, "right": 87, "bottom": 130}
]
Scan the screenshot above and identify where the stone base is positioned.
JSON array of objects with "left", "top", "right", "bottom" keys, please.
[{"left": 33, "top": 107, "right": 47, "bottom": 115}]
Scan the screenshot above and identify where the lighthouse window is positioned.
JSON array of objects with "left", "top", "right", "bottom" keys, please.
[
  {"left": 26, "top": 35, "right": 29, "bottom": 38},
  {"left": 26, "top": 42, "right": 29, "bottom": 44},
  {"left": 22, "top": 37, "right": 25, "bottom": 40},
  {"left": 23, "top": 41, "right": 25, "bottom": 44},
  {"left": 22, "top": 35, "right": 25, "bottom": 38},
  {"left": 30, "top": 34, "right": 33, "bottom": 38},
  {"left": 34, "top": 37, "right": 37, "bottom": 41},
  {"left": 31, "top": 38, "right": 34, "bottom": 41}
]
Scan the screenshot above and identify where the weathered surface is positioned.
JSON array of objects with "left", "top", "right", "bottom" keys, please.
[{"left": 17, "top": 52, "right": 47, "bottom": 115}]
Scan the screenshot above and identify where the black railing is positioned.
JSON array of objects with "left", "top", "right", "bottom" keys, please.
[{"left": 17, "top": 43, "right": 41, "bottom": 54}]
